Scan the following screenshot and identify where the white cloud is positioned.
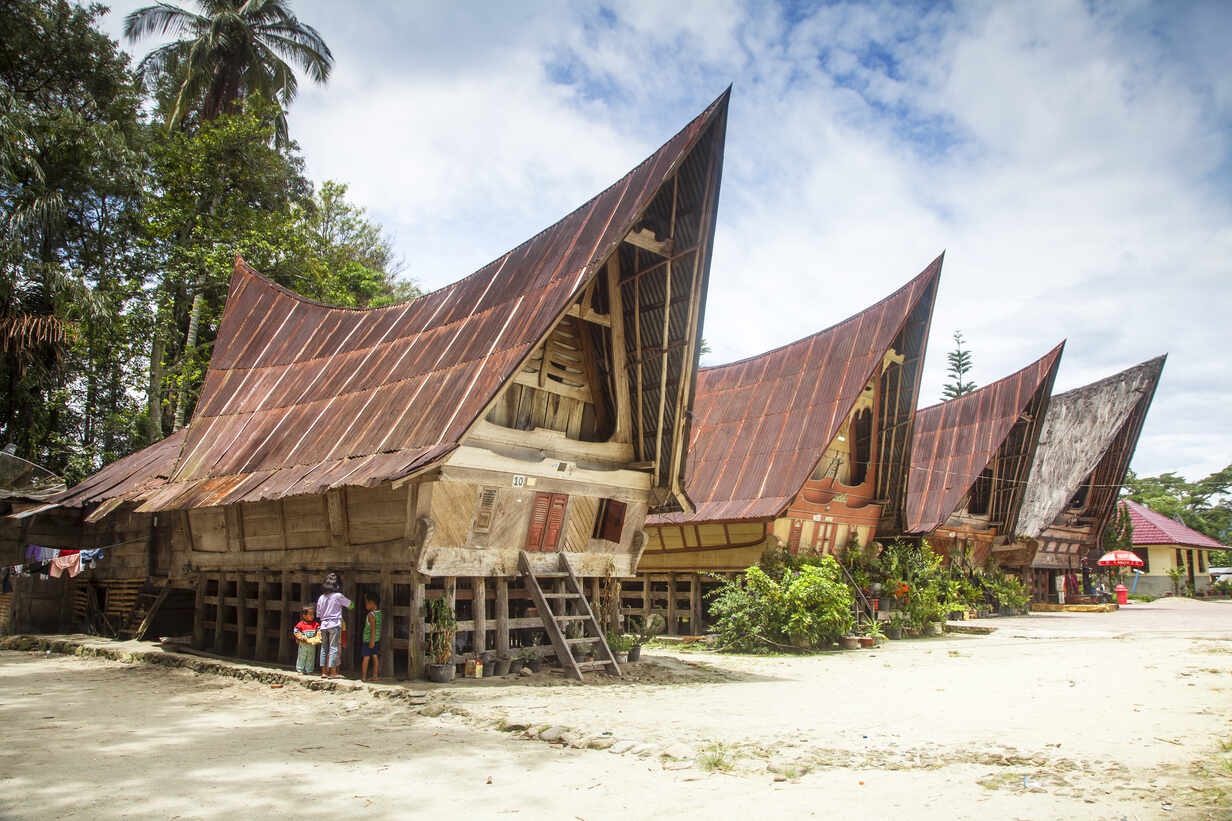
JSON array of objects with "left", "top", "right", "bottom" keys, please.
[{"left": 98, "top": 0, "right": 1232, "bottom": 481}]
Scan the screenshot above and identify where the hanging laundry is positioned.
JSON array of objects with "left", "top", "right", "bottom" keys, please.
[
  {"left": 49, "top": 553, "right": 82, "bottom": 579},
  {"left": 2, "top": 567, "right": 11, "bottom": 593},
  {"left": 80, "top": 549, "right": 104, "bottom": 561},
  {"left": 25, "top": 545, "right": 58, "bottom": 563}
]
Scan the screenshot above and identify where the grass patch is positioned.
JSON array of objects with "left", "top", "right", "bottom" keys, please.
[
  {"left": 1129, "top": 594, "right": 1157, "bottom": 602},
  {"left": 698, "top": 741, "right": 735, "bottom": 772}
]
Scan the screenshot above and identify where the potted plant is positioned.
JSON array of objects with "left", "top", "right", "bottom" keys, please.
[
  {"left": 628, "top": 613, "right": 663, "bottom": 662},
  {"left": 886, "top": 612, "right": 907, "bottom": 640},
  {"left": 840, "top": 633, "right": 860, "bottom": 650},
  {"left": 492, "top": 654, "right": 512, "bottom": 676},
  {"left": 606, "top": 631, "right": 634, "bottom": 663},
  {"left": 865, "top": 619, "right": 886, "bottom": 646},
  {"left": 425, "top": 598, "right": 456, "bottom": 683}
]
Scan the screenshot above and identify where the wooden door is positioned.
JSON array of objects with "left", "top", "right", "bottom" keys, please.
[{"left": 526, "top": 492, "right": 569, "bottom": 551}]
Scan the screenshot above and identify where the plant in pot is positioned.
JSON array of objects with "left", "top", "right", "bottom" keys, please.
[
  {"left": 493, "top": 654, "right": 513, "bottom": 676},
  {"left": 606, "top": 631, "right": 634, "bottom": 663},
  {"left": 425, "top": 598, "right": 457, "bottom": 683},
  {"left": 886, "top": 612, "right": 907, "bottom": 640},
  {"left": 628, "top": 613, "right": 663, "bottom": 662},
  {"left": 517, "top": 645, "right": 539, "bottom": 673},
  {"left": 865, "top": 619, "right": 886, "bottom": 646}
]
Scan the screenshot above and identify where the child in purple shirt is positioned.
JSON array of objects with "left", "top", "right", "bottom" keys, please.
[{"left": 316, "top": 572, "right": 352, "bottom": 679}]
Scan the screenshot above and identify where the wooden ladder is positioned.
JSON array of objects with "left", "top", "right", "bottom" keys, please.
[
  {"left": 518, "top": 551, "right": 621, "bottom": 681},
  {"left": 122, "top": 577, "right": 170, "bottom": 640}
]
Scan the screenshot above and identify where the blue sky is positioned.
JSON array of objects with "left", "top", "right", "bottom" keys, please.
[{"left": 99, "top": 0, "right": 1232, "bottom": 481}]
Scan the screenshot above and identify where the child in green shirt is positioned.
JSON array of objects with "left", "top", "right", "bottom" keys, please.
[{"left": 361, "top": 592, "right": 383, "bottom": 682}]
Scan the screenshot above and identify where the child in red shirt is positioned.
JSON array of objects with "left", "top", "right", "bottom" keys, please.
[{"left": 293, "top": 605, "right": 321, "bottom": 675}]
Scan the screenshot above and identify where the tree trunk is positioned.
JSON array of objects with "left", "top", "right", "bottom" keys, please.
[
  {"left": 146, "top": 329, "right": 165, "bottom": 444},
  {"left": 172, "top": 281, "right": 203, "bottom": 431}
]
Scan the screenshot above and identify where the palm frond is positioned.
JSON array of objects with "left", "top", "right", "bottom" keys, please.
[
  {"left": 0, "top": 314, "right": 77, "bottom": 352},
  {"left": 257, "top": 31, "right": 332, "bottom": 83},
  {"left": 124, "top": 3, "right": 202, "bottom": 41}
]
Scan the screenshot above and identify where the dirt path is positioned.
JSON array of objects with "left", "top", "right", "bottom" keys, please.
[{"left": 1, "top": 599, "right": 1230, "bottom": 820}]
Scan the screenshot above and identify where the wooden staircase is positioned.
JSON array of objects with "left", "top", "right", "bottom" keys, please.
[
  {"left": 120, "top": 577, "right": 170, "bottom": 640},
  {"left": 518, "top": 551, "right": 621, "bottom": 681}
]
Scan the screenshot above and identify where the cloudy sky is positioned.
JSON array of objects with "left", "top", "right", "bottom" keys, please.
[{"left": 99, "top": 0, "right": 1231, "bottom": 482}]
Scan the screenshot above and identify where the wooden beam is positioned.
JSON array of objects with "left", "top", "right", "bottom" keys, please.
[
  {"left": 326, "top": 489, "right": 348, "bottom": 549},
  {"left": 606, "top": 254, "right": 632, "bottom": 445},
  {"left": 342, "top": 575, "right": 357, "bottom": 673},
  {"left": 653, "top": 176, "right": 678, "bottom": 482},
  {"left": 564, "top": 303, "right": 611, "bottom": 327},
  {"left": 623, "top": 227, "right": 673, "bottom": 257},
  {"left": 495, "top": 577, "right": 509, "bottom": 659},
  {"left": 633, "top": 263, "right": 644, "bottom": 460},
  {"left": 512, "top": 370, "right": 592, "bottom": 404},
  {"left": 472, "top": 576, "right": 487, "bottom": 655}
]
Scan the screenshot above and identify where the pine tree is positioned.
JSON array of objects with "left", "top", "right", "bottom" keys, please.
[{"left": 941, "top": 331, "right": 976, "bottom": 400}]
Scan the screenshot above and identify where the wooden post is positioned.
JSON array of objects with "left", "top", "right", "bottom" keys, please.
[
  {"left": 192, "top": 574, "right": 206, "bottom": 650},
  {"left": 213, "top": 572, "right": 226, "bottom": 652},
  {"left": 606, "top": 254, "right": 632, "bottom": 444},
  {"left": 495, "top": 577, "right": 509, "bottom": 659},
  {"left": 235, "top": 573, "right": 248, "bottom": 658},
  {"left": 254, "top": 574, "right": 267, "bottom": 662},
  {"left": 410, "top": 578, "right": 425, "bottom": 679},
  {"left": 472, "top": 576, "right": 487, "bottom": 654},
  {"left": 667, "top": 574, "right": 678, "bottom": 635},
  {"left": 652, "top": 176, "right": 678, "bottom": 480},
  {"left": 277, "top": 569, "right": 290, "bottom": 664},
  {"left": 692, "top": 573, "right": 703, "bottom": 632},
  {"left": 380, "top": 568, "right": 394, "bottom": 680},
  {"left": 342, "top": 575, "right": 358, "bottom": 674}
]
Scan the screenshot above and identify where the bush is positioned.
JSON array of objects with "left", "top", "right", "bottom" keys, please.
[
  {"left": 1212, "top": 579, "right": 1232, "bottom": 596},
  {"left": 708, "top": 559, "right": 854, "bottom": 652}
]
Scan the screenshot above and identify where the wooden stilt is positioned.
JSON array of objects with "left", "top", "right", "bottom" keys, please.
[
  {"left": 192, "top": 575, "right": 206, "bottom": 650},
  {"left": 254, "top": 575, "right": 267, "bottom": 661},
  {"left": 410, "top": 579, "right": 425, "bottom": 679},
  {"left": 342, "top": 576, "right": 358, "bottom": 674},
  {"left": 473, "top": 577, "right": 487, "bottom": 655},
  {"left": 213, "top": 573, "right": 226, "bottom": 652},
  {"left": 667, "top": 575, "right": 678, "bottom": 635},
  {"left": 379, "top": 568, "right": 394, "bottom": 679},
  {"left": 496, "top": 577, "right": 509, "bottom": 659},
  {"left": 235, "top": 573, "right": 248, "bottom": 659},
  {"left": 277, "top": 569, "right": 290, "bottom": 664}
]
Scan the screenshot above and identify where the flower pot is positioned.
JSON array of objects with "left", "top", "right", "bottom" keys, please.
[
  {"left": 886, "top": 626, "right": 903, "bottom": 640},
  {"left": 858, "top": 636, "right": 875, "bottom": 649},
  {"left": 870, "top": 598, "right": 880, "bottom": 613},
  {"left": 482, "top": 656, "right": 495, "bottom": 677},
  {"left": 493, "top": 657, "right": 512, "bottom": 676},
  {"left": 840, "top": 636, "right": 860, "bottom": 650},
  {"left": 627, "top": 645, "right": 642, "bottom": 662},
  {"left": 614, "top": 651, "right": 629, "bottom": 664},
  {"left": 947, "top": 610, "right": 964, "bottom": 621},
  {"left": 926, "top": 622, "right": 944, "bottom": 637},
  {"left": 426, "top": 663, "right": 455, "bottom": 683}
]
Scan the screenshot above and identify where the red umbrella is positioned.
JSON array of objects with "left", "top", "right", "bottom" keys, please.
[{"left": 1097, "top": 550, "right": 1144, "bottom": 567}]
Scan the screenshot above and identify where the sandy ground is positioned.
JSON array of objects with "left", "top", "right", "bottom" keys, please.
[{"left": 1, "top": 598, "right": 1230, "bottom": 820}]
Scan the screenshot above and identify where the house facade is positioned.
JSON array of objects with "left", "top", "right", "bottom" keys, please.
[{"left": 1122, "top": 499, "right": 1226, "bottom": 596}]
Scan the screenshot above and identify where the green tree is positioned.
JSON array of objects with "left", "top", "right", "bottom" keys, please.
[
  {"left": 124, "top": 0, "right": 332, "bottom": 145},
  {"left": 941, "top": 330, "right": 975, "bottom": 400},
  {"left": 0, "top": 0, "right": 148, "bottom": 478}
]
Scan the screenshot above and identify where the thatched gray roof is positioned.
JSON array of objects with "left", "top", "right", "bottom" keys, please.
[{"left": 1015, "top": 355, "right": 1165, "bottom": 539}]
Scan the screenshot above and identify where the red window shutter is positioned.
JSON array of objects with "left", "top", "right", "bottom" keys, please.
[
  {"left": 525, "top": 492, "right": 552, "bottom": 550},
  {"left": 599, "top": 499, "right": 626, "bottom": 543},
  {"left": 543, "top": 494, "right": 568, "bottom": 550},
  {"left": 788, "top": 519, "right": 802, "bottom": 554}
]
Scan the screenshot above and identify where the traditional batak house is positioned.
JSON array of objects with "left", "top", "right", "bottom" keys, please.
[
  {"left": 629, "top": 256, "right": 944, "bottom": 634},
  {"left": 1119, "top": 498, "right": 1225, "bottom": 596},
  {"left": 17, "top": 90, "right": 731, "bottom": 679},
  {"left": 1012, "top": 356, "right": 1166, "bottom": 601},
  {"left": 903, "top": 343, "right": 1064, "bottom": 577}
]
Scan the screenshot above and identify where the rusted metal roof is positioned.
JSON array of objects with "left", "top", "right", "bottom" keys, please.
[
  {"left": 648, "top": 255, "right": 943, "bottom": 525},
  {"left": 53, "top": 91, "right": 730, "bottom": 514},
  {"left": 51, "top": 429, "right": 186, "bottom": 509},
  {"left": 904, "top": 343, "right": 1064, "bottom": 534},
  {"left": 1016, "top": 355, "right": 1165, "bottom": 539}
]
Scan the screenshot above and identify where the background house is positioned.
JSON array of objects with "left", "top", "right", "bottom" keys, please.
[{"left": 1123, "top": 499, "right": 1227, "bottom": 596}]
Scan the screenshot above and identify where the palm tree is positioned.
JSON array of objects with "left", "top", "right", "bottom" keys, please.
[{"left": 124, "top": 0, "right": 332, "bottom": 144}]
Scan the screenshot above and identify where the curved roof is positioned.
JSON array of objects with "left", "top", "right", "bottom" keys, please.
[
  {"left": 1015, "top": 355, "right": 1166, "bottom": 538},
  {"left": 649, "top": 254, "right": 943, "bottom": 524},
  {"left": 56, "top": 90, "right": 731, "bottom": 514},
  {"left": 905, "top": 343, "right": 1064, "bottom": 534},
  {"left": 1124, "top": 499, "right": 1226, "bottom": 549}
]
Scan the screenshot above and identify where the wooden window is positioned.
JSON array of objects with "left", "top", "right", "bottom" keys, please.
[
  {"left": 473, "top": 487, "right": 498, "bottom": 534},
  {"left": 526, "top": 492, "right": 568, "bottom": 551},
  {"left": 788, "top": 519, "right": 803, "bottom": 553},
  {"left": 1133, "top": 548, "right": 1150, "bottom": 573},
  {"left": 1198, "top": 550, "right": 1206, "bottom": 573},
  {"left": 1175, "top": 548, "right": 1183, "bottom": 569},
  {"left": 592, "top": 498, "right": 627, "bottom": 543}
]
